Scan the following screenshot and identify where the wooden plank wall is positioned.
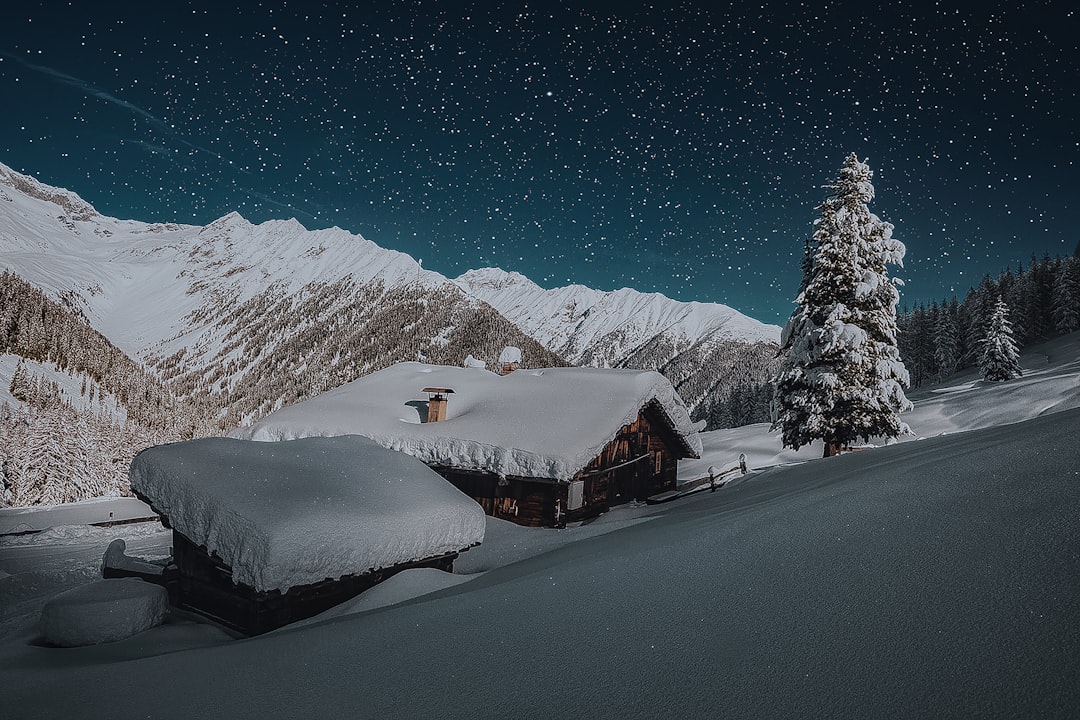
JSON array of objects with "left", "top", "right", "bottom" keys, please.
[
  {"left": 172, "top": 531, "right": 457, "bottom": 635},
  {"left": 433, "top": 403, "right": 685, "bottom": 528}
]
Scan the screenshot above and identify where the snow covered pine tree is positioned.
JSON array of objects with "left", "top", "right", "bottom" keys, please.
[
  {"left": 978, "top": 297, "right": 1023, "bottom": 382},
  {"left": 772, "top": 153, "right": 912, "bottom": 457}
]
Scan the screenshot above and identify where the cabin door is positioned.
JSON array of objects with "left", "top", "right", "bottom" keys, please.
[{"left": 608, "top": 458, "right": 649, "bottom": 505}]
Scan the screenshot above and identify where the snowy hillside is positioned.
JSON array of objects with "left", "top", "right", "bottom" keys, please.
[
  {"left": 1, "top": 161, "right": 475, "bottom": 362},
  {"left": 678, "top": 330, "right": 1080, "bottom": 482},
  {"left": 0, "top": 162, "right": 562, "bottom": 418},
  {"left": 2, "top": 363, "right": 1078, "bottom": 717},
  {"left": 0, "top": 161, "right": 571, "bottom": 506},
  {"left": 0, "top": 161, "right": 781, "bottom": 435}
]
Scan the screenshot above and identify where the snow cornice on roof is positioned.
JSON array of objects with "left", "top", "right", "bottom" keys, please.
[{"left": 232, "top": 362, "right": 703, "bottom": 481}]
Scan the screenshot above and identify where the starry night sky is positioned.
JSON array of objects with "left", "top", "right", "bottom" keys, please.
[{"left": 1, "top": 1, "right": 1077, "bottom": 322}]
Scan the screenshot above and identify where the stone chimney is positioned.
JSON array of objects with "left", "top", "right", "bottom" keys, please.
[
  {"left": 422, "top": 387, "right": 454, "bottom": 422},
  {"left": 497, "top": 346, "right": 522, "bottom": 376}
]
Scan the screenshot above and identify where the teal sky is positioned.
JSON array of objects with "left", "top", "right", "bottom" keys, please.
[{"left": 1, "top": 1, "right": 1077, "bottom": 322}]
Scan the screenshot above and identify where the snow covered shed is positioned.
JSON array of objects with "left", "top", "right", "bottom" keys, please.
[
  {"left": 129, "top": 435, "right": 485, "bottom": 635},
  {"left": 231, "top": 363, "right": 702, "bottom": 527}
]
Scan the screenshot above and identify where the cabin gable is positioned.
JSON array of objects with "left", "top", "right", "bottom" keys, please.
[{"left": 433, "top": 400, "right": 690, "bottom": 527}]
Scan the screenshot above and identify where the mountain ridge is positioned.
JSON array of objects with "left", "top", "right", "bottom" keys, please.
[
  {"left": 0, "top": 160, "right": 779, "bottom": 429},
  {"left": 455, "top": 266, "right": 780, "bottom": 363}
]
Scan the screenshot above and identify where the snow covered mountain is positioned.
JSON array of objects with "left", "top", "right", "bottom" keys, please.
[
  {"left": 1, "top": 162, "right": 780, "bottom": 426},
  {"left": 0, "top": 161, "right": 784, "bottom": 505},
  {"left": 456, "top": 267, "right": 782, "bottom": 419},
  {"left": 0, "top": 161, "right": 562, "bottom": 421},
  {"left": 0, "top": 161, "right": 563, "bottom": 504},
  {"left": 456, "top": 267, "right": 779, "bottom": 358}
]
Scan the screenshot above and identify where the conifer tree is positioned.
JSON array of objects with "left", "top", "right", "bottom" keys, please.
[
  {"left": 934, "top": 300, "right": 962, "bottom": 378},
  {"left": 772, "top": 154, "right": 912, "bottom": 456},
  {"left": 979, "top": 298, "right": 1022, "bottom": 382},
  {"left": 1052, "top": 257, "right": 1080, "bottom": 334},
  {"left": 963, "top": 277, "right": 997, "bottom": 362}
]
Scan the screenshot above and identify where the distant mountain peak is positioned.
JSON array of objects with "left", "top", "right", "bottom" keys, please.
[
  {"left": 0, "top": 161, "right": 98, "bottom": 222},
  {"left": 455, "top": 267, "right": 536, "bottom": 291},
  {"left": 456, "top": 266, "right": 781, "bottom": 355}
]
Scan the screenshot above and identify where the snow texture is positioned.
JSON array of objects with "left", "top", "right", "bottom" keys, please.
[
  {"left": 129, "top": 435, "right": 485, "bottom": 592},
  {"left": 231, "top": 362, "right": 702, "bottom": 479},
  {"left": 39, "top": 578, "right": 167, "bottom": 647}
]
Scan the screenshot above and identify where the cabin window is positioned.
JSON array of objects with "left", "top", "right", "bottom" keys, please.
[{"left": 654, "top": 451, "right": 663, "bottom": 474}]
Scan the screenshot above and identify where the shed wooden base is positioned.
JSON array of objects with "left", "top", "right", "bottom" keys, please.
[{"left": 169, "top": 532, "right": 457, "bottom": 635}]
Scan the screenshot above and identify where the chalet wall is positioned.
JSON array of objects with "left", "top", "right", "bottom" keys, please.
[
  {"left": 573, "top": 405, "right": 678, "bottom": 516},
  {"left": 435, "top": 403, "right": 684, "bottom": 528},
  {"left": 170, "top": 531, "right": 456, "bottom": 635},
  {"left": 434, "top": 467, "right": 562, "bottom": 528}
]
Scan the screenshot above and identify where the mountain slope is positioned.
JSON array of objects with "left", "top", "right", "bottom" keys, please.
[
  {"left": 456, "top": 267, "right": 782, "bottom": 420},
  {"left": 0, "top": 159, "right": 784, "bottom": 504},
  {"left": 0, "top": 162, "right": 562, "bottom": 402},
  {"left": 2, "top": 162, "right": 782, "bottom": 427},
  {"left": 455, "top": 267, "right": 779, "bottom": 360},
  {"left": 0, "top": 162, "right": 565, "bottom": 503}
]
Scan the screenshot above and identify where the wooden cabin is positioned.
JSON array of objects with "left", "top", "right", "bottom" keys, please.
[
  {"left": 234, "top": 363, "right": 703, "bottom": 529},
  {"left": 163, "top": 532, "right": 457, "bottom": 635},
  {"left": 128, "top": 435, "right": 486, "bottom": 635},
  {"left": 434, "top": 399, "right": 693, "bottom": 526}
]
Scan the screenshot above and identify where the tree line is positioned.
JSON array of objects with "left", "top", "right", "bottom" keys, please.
[
  {"left": 897, "top": 250, "right": 1080, "bottom": 388},
  {"left": 772, "top": 153, "right": 1078, "bottom": 458}
]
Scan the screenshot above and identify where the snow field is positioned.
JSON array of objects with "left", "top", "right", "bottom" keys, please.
[{"left": 2, "top": 406, "right": 1079, "bottom": 718}]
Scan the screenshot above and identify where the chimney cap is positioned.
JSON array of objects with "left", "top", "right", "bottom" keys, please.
[{"left": 422, "top": 387, "right": 455, "bottom": 394}]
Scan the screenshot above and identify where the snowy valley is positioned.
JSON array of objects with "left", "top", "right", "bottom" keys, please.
[{"left": 2, "top": 333, "right": 1079, "bottom": 717}]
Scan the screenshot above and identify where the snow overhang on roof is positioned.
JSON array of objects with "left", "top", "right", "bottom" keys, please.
[
  {"left": 231, "top": 362, "right": 703, "bottom": 481},
  {"left": 130, "top": 435, "right": 486, "bottom": 593}
]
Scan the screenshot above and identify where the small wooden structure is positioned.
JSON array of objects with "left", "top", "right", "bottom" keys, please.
[
  {"left": 422, "top": 386, "right": 454, "bottom": 423},
  {"left": 166, "top": 532, "right": 456, "bottom": 635},
  {"left": 127, "top": 435, "right": 486, "bottom": 635}
]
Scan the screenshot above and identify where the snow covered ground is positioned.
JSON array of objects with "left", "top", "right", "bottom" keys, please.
[
  {"left": 1, "top": 333, "right": 1079, "bottom": 718},
  {"left": 679, "top": 331, "right": 1080, "bottom": 482}
]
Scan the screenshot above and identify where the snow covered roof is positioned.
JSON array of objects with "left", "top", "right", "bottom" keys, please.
[
  {"left": 231, "top": 363, "right": 702, "bottom": 481},
  {"left": 129, "top": 435, "right": 485, "bottom": 593}
]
